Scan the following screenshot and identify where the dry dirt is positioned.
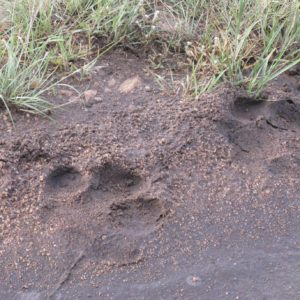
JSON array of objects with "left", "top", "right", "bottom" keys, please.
[{"left": 0, "top": 50, "right": 300, "bottom": 300}]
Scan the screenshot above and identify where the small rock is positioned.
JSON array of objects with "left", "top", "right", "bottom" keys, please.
[
  {"left": 159, "top": 138, "right": 166, "bottom": 145},
  {"left": 108, "top": 78, "right": 116, "bottom": 87},
  {"left": 84, "top": 89, "right": 97, "bottom": 102},
  {"left": 186, "top": 275, "right": 201, "bottom": 286},
  {"left": 0, "top": 161, "right": 5, "bottom": 170},
  {"left": 60, "top": 89, "right": 73, "bottom": 97},
  {"left": 145, "top": 85, "right": 152, "bottom": 92},
  {"left": 94, "top": 65, "right": 105, "bottom": 72},
  {"left": 119, "top": 76, "right": 141, "bottom": 93}
]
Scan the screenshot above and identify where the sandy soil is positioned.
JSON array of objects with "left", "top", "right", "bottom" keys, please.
[{"left": 0, "top": 51, "right": 300, "bottom": 300}]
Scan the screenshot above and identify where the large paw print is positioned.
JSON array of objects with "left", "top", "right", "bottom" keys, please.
[{"left": 40, "top": 161, "right": 168, "bottom": 266}]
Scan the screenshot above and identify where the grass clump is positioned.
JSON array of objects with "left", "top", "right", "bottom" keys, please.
[
  {"left": 0, "top": 39, "right": 54, "bottom": 122},
  {"left": 181, "top": 0, "right": 300, "bottom": 98}
]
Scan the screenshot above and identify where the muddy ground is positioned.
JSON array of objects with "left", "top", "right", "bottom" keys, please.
[{"left": 0, "top": 51, "right": 300, "bottom": 300}]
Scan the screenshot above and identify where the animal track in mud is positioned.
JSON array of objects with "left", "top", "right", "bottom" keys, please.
[
  {"left": 45, "top": 166, "right": 83, "bottom": 195},
  {"left": 40, "top": 162, "right": 167, "bottom": 267},
  {"left": 41, "top": 165, "right": 85, "bottom": 218},
  {"left": 43, "top": 163, "right": 145, "bottom": 207},
  {"left": 268, "top": 154, "right": 300, "bottom": 175},
  {"left": 232, "top": 96, "right": 266, "bottom": 121},
  {"left": 42, "top": 163, "right": 166, "bottom": 235},
  {"left": 88, "top": 233, "right": 142, "bottom": 265},
  {"left": 269, "top": 99, "right": 300, "bottom": 127},
  {"left": 75, "top": 163, "right": 145, "bottom": 205},
  {"left": 222, "top": 96, "right": 300, "bottom": 158},
  {"left": 90, "top": 163, "right": 143, "bottom": 194},
  {"left": 108, "top": 196, "right": 166, "bottom": 235},
  {"left": 231, "top": 96, "right": 300, "bottom": 127},
  {"left": 84, "top": 196, "right": 167, "bottom": 265}
]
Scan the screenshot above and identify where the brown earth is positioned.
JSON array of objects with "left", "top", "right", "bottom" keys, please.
[{"left": 0, "top": 50, "right": 300, "bottom": 300}]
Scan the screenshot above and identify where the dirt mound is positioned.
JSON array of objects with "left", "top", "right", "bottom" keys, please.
[{"left": 0, "top": 52, "right": 300, "bottom": 299}]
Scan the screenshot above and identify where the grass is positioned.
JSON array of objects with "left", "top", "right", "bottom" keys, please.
[
  {"left": 0, "top": 39, "right": 53, "bottom": 120},
  {"left": 0, "top": 0, "right": 299, "bottom": 118},
  {"left": 182, "top": 0, "right": 300, "bottom": 98}
]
